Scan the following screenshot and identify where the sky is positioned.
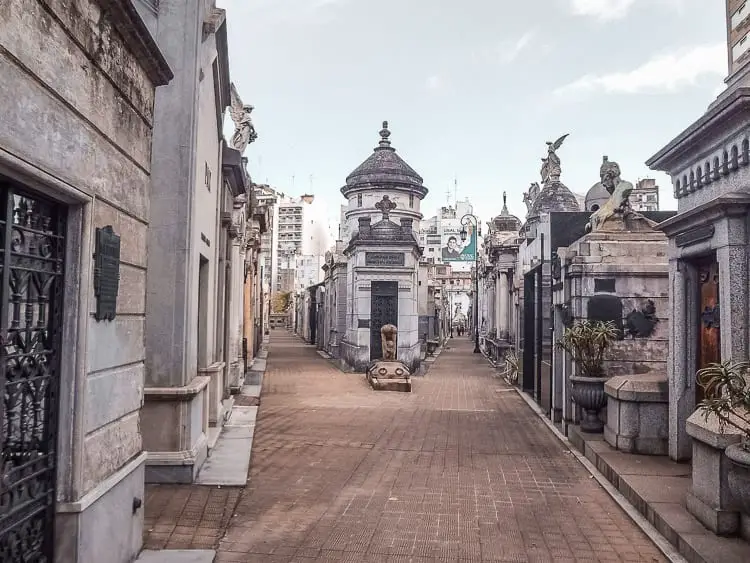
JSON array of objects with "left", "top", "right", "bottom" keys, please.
[{"left": 219, "top": 0, "right": 727, "bottom": 234}]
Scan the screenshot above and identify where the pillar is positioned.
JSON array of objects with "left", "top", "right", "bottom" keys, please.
[{"left": 499, "top": 271, "right": 509, "bottom": 340}]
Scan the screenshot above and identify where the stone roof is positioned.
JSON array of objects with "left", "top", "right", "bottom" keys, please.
[
  {"left": 341, "top": 122, "right": 428, "bottom": 198},
  {"left": 585, "top": 182, "right": 610, "bottom": 211},
  {"left": 490, "top": 192, "right": 522, "bottom": 233},
  {"left": 530, "top": 180, "right": 581, "bottom": 215}
]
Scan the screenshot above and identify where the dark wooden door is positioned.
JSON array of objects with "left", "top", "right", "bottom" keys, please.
[
  {"left": 370, "top": 281, "right": 398, "bottom": 361},
  {"left": 697, "top": 260, "right": 720, "bottom": 404}
]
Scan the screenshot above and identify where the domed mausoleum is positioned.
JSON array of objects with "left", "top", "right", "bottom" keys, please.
[
  {"left": 340, "top": 121, "right": 428, "bottom": 243},
  {"left": 338, "top": 122, "right": 428, "bottom": 374}
]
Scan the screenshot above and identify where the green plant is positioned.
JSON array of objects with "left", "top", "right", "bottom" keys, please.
[
  {"left": 697, "top": 361, "right": 750, "bottom": 450},
  {"left": 502, "top": 349, "right": 519, "bottom": 384},
  {"left": 556, "top": 320, "right": 618, "bottom": 378}
]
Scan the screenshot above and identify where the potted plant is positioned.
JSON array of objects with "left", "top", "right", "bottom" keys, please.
[
  {"left": 556, "top": 320, "right": 618, "bottom": 432},
  {"left": 697, "top": 361, "right": 750, "bottom": 514}
]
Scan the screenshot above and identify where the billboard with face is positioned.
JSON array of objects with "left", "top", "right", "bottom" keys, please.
[{"left": 441, "top": 220, "right": 476, "bottom": 262}]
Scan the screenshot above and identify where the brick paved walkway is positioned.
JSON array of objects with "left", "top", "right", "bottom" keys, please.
[{"left": 145, "top": 332, "right": 666, "bottom": 562}]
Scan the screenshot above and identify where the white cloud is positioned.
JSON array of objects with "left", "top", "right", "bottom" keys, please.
[
  {"left": 569, "top": 0, "right": 637, "bottom": 20},
  {"left": 498, "top": 30, "right": 537, "bottom": 64},
  {"left": 553, "top": 43, "right": 725, "bottom": 98},
  {"left": 425, "top": 75, "right": 442, "bottom": 90},
  {"left": 567, "top": 0, "right": 684, "bottom": 21}
]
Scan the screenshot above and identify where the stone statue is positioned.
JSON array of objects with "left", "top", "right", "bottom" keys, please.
[
  {"left": 541, "top": 134, "right": 569, "bottom": 184},
  {"left": 586, "top": 156, "right": 646, "bottom": 233},
  {"left": 523, "top": 182, "right": 540, "bottom": 213},
  {"left": 380, "top": 324, "right": 398, "bottom": 360},
  {"left": 229, "top": 83, "right": 257, "bottom": 154}
]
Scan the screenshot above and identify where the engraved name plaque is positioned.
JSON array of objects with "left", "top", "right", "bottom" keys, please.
[
  {"left": 94, "top": 225, "right": 121, "bottom": 322},
  {"left": 365, "top": 252, "right": 405, "bottom": 267}
]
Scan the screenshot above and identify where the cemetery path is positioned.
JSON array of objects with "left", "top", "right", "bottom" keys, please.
[{"left": 146, "top": 331, "right": 666, "bottom": 562}]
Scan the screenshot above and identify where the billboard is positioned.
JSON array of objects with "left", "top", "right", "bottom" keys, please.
[{"left": 441, "top": 220, "right": 476, "bottom": 262}]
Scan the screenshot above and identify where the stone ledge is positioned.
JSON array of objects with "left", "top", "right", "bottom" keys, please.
[
  {"left": 198, "top": 361, "right": 225, "bottom": 376},
  {"left": 605, "top": 373, "right": 669, "bottom": 402},
  {"left": 57, "top": 452, "right": 147, "bottom": 513},
  {"left": 144, "top": 376, "right": 211, "bottom": 401},
  {"left": 686, "top": 410, "right": 744, "bottom": 450},
  {"left": 570, "top": 425, "right": 750, "bottom": 563}
]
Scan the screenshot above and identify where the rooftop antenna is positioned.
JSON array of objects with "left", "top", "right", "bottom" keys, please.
[
  {"left": 445, "top": 186, "right": 451, "bottom": 205},
  {"left": 309, "top": 174, "right": 314, "bottom": 192},
  {"left": 291, "top": 175, "right": 295, "bottom": 190},
  {"left": 454, "top": 176, "right": 458, "bottom": 205}
]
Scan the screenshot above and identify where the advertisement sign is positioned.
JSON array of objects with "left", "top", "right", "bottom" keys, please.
[{"left": 441, "top": 220, "right": 476, "bottom": 262}]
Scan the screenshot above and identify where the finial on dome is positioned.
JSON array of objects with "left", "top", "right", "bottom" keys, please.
[
  {"left": 502, "top": 191, "right": 508, "bottom": 214},
  {"left": 378, "top": 120, "right": 391, "bottom": 147}
]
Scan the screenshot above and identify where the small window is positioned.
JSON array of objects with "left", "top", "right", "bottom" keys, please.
[
  {"left": 409, "top": 194, "right": 414, "bottom": 208},
  {"left": 357, "top": 194, "right": 362, "bottom": 207}
]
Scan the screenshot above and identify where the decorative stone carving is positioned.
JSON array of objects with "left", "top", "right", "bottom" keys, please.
[
  {"left": 381, "top": 324, "right": 397, "bottom": 360},
  {"left": 586, "top": 156, "right": 657, "bottom": 233},
  {"left": 228, "top": 83, "right": 257, "bottom": 154},
  {"left": 625, "top": 299, "right": 659, "bottom": 338},
  {"left": 374, "top": 195, "right": 397, "bottom": 220}
]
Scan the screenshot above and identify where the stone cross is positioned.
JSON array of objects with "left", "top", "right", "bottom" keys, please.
[{"left": 375, "top": 195, "right": 397, "bottom": 220}]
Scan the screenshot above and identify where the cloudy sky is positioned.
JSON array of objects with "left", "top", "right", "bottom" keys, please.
[{"left": 219, "top": 0, "right": 726, "bottom": 232}]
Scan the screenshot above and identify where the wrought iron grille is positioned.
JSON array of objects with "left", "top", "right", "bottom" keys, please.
[{"left": 0, "top": 183, "right": 66, "bottom": 562}]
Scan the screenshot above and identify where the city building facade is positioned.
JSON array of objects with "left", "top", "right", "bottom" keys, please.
[{"left": 0, "top": 0, "right": 171, "bottom": 561}]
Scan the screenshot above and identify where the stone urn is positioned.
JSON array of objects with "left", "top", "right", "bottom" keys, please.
[
  {"left": 570, "top": 375, "right": 608, "bottom": 433},
  {"left": 726, "top": 443, "right": 750, "bottom": 515}
]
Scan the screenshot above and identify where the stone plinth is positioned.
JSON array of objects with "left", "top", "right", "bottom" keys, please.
[
  {"left": 686, "top": 410, "right": 744, "bottom": 535},
  {"left": 604, "top": 373, "right": 669, "bottom": 455},
  {"left": 367, "top": 360, "right": 412, "bottom": 392}
]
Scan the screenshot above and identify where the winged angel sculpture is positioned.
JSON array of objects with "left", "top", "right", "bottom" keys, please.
[
  {"left": 540, "top": 134, "right": 569, "bottom": 184},
  {"left": 229, "top": 83, "right": 257, "bottom": 154}
]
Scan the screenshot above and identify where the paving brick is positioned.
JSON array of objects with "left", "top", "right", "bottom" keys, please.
[{"left": 146, "top": 332, "right": 667, "bottom": 562}]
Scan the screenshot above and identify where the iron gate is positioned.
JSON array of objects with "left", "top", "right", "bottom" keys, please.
[
  {"left": 370, "top": 281, "right": 398, "bottom": 361},
  {"left": 0, "top": 183, "right": 66, "bottom": 561}
]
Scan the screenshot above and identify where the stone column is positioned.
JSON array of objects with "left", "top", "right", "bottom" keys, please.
[
  {"left": 495, "top": 273, "right": 502, "bottom": 336},
  {"left": 499, "top": 272, "right": 509, "bottom": 339},
  {"left": 669, "top": 259, "right": 693, "bottom": 461}
]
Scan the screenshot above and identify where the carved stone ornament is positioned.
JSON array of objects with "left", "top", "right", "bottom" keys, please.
[
  {"left": 374, "top": 195, "right": 397, "bottom": 220},
  {"left": 381, "top": 324, "right": 398, "bottom": 360},
  {"left": 625, "top": 299, "right": 659, "bottom": 338}
]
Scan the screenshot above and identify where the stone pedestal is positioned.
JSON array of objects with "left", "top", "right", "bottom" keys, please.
[
  {"left": 367, "top": 360, "right": 412, "bottom": 392},
  {"left": 686, "top": 410, "right": 743, "bottom": 535},
  {"left": 604, "top": 373, "right": 669, "bottom": 455}
]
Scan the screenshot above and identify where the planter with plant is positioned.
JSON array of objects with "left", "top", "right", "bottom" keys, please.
[
  {"left": 556, "top": 320, "right": 618, "bottom": 433},
  {"left": 697, "top": 360, "right": 750, "bottom": 514}
]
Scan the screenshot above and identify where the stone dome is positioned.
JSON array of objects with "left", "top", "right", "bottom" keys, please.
[
  {"left": 341, "top": 121, "right": 428, "bottom": 198},
  {"left": 530, "top": 180, "right": 581, "bottom": 215},
  {"left": 490, "top": 192, "right": 522, "bottom": 233},
  {"left": 584, "top": 181, "right": 610, "bottom": 212}
]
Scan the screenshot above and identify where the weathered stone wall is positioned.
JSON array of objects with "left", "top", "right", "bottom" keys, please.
[{"left": 0, "top": 0, "right": 168, "bottom": 561}]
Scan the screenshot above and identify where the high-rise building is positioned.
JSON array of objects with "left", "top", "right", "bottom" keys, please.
[
  {"left": 273, "top": 193, "right": 332, "bottom": 293},
  {"left": 631, "top": 178, "right": 660, "bottom": 212},
  {"left": 727, "top": 1, "right": 750, "bottom": 78}
]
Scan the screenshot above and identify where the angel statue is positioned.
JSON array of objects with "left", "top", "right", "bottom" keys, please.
[
  {"left": 545, "top": 134, "right": 569, "bottom": 183},
  {"left": 229, "top": 83, "right": 257, "bottom": 154}
]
